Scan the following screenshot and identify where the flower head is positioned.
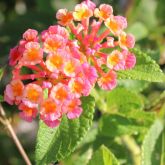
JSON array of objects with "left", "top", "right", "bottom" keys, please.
[{"left": 5, "top": 0, "right": 136, "bottom": 128}]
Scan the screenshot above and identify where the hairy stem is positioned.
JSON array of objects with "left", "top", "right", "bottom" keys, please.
[{"left": 0, "top": 104, "right": 32, "bottom": 165}]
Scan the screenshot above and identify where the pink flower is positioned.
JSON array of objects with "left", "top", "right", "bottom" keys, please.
[
  {"left": 50, "top": 83, "right": 69, "bottom": 103},
  {"left": 122, "top": 50, "right": 136, "bottom": 69},
  {"left": 4, "top": 79, "right": 24, "bottom": 105},
  {"left": 9, "top": 46, "right": 23, "bottom": 66},
  {"left": 98, "top": 71, "right": 117, "bottom": 90},
  {"left": 105, "top": 16, "right": 127, "bottom": 35},
  {"left": 21, "top": 42, "right": 43, "bottom": 65},
  {"left": 46, "top": 50, "right": 66, "bottom": 73},
  {"left": 119, "top": 32, "right": 135, "bottom": 49},
  {"left": 43, "top": 119, "right": 60, "bottom": 128},
  {"left": 69, "top": 77, "right": 91, "bottom": 97},
  {"left": 56, "top": 9, "right": 73, "bottom": 26},
  {"left": 42, "top": 81, "right": 52, "bottom": 89},
  {"left": 107, "top": 50, "right": 125, "bottom": 70},
  {"left": 43, "top": 34, "right": 66, "bottom": 53},
  {"left": 63, "top": 58, "right": 81, "bottom": 77},
  {"left": 41, "top": 30, "right": 49, "bottom": 42},
  {"left": 82, "top": 0, "right": 96, "bottom": 11},
  {"left": 73, "top": 3, "right": 93, "bottom": 21},
  {"left": 22, "top": 83, "right": 43, "bottom": 108},
  {"left": 81, "top": 62, "right": 98, "bottom": 85},
  {"left": 48, "top": 25, "right": 69, "bottom": 39},
  {"left": 23, "top": 29, "right": 38, "bottom": 42},
  {"left": 40, "top": 98, "right": 61, "bottom": 128},
  {"left": 62, "top": 97, "right": 82, "bottom": 119},
  {"left": 94, "top": 4, "right": 113, "bottom": 20},
  {"left": 18, "top": 103, "right": 38, "bottom": 122}
]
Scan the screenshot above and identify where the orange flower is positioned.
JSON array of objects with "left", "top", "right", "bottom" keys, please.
[
  {"left": 119, "top": 32, "right": 135, "bottom": 49},
  {"left": 94, "top": 4, "right": 113, "bottom": 20},
  {"left": 40, "top": 98, "right": 61, "bottom": 128},
  {"left": 105, "top": 16, "right": 127, "bottom": 35},
  {"left": 44, "top": 34, "right": 66, "bottom": 53},
  {"left": 73, "top": 4, "right": 93, "bottom": 21},
  {"left": 46, "top": 51, "right": 64, "bottom": 72},
  {"left": 4, "top": 79, "right": 24, "bottom": 105},
  {"left": 98, "top": 71, "right": 117, "bottom": 90},
  {"left": 50, "top": 83, "right": 69, "bottom": 103},
  {"left": 56, "top": 9, "right": 73, "bottom": 26},
  {"left": 19, "top": 103, "right": 38, "bottom": 122},
  {"left": 107, "top": 50, "right": 125, "bottom": 70},
  {"left": 22, "top": 42, "right": 43, "bottom": 65},
  {"left": 23, "top": 84, "right": 43, "bottom": 108}
]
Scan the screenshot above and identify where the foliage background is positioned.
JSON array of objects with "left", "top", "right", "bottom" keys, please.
[{"left": 0, "top": 0, "right": 165, "bottom": 164}]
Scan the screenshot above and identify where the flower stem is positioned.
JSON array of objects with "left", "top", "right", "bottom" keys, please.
[{"left": 0, "top": 104, "right": 32, "bottom": 165}]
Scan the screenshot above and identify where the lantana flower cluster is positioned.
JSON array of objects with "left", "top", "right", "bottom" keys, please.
[{"left": 4, "top": 0, "right": 136, "bottom": 128}]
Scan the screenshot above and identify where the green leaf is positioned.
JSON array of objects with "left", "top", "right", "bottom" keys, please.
[
  {"left": 106, "top": 88, "right": 144, "bottom": 113},
  {"left": 156, "top": 0, "right": 165, "bottom": 24},
  {"left": 127, "top": 22, "right": 148, "bottom": 41},
  {"left": 95, "top": 87, "right": 154, "bottom": 129},
  {"left": 118, "top": 48, "right": 165, "bottom": 82},
  {"left": 91, "top": 88, "right": 108, "bottom": 112},
  {"left": 35, "top": 96, "right": 95, "bottom": 165},
  {"left": 87, "top": 145, "right": 119, "bottom": 165},
  {"left": 141, "top": 120, "right": 164, "bottom": 165},
  {"left": 118, "top": 79, "right": 149, "bottom": 92},
  {"left": 62, "top": 148, "right": 93, "bottom": 165},
  {"left": 99, "top": 114, "right": 148, "bottom": 137}
]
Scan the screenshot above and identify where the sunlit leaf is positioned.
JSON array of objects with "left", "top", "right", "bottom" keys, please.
[{"left": 87, "top": 145, "right": 119, "bottom": 165}]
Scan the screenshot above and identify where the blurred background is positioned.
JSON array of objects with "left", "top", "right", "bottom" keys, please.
[{"left": 0, "top": 0, "right": 165, "bottom": 164}]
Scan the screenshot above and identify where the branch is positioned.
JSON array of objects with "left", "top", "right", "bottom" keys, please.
[{"left": 0, "top": 104, "right": 32, "bottom": 165}]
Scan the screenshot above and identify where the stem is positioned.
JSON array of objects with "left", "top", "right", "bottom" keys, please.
[
  {"left": 161, "top": 129, "right": 165, "bottom": 165},
  {"left": 26, "top": 65, "right": 42, "bottom": 72},
  {"left": 121, "top": 135, "right": 141, "bottom": 165},
  {"left": 89, "top": 20, "right": 102, "bottom": 44},
  {"left": 91, "top": 56, "right": 105, "bottom": 76},
  {"left": 19, "top": 72, "right": 46, "bottom": 80},
  {"left": 0, "top": 104, "right": 32, "bottom": 165},
  {"left": 97, "top": 29, "right": 110, "bottom": 43}
]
